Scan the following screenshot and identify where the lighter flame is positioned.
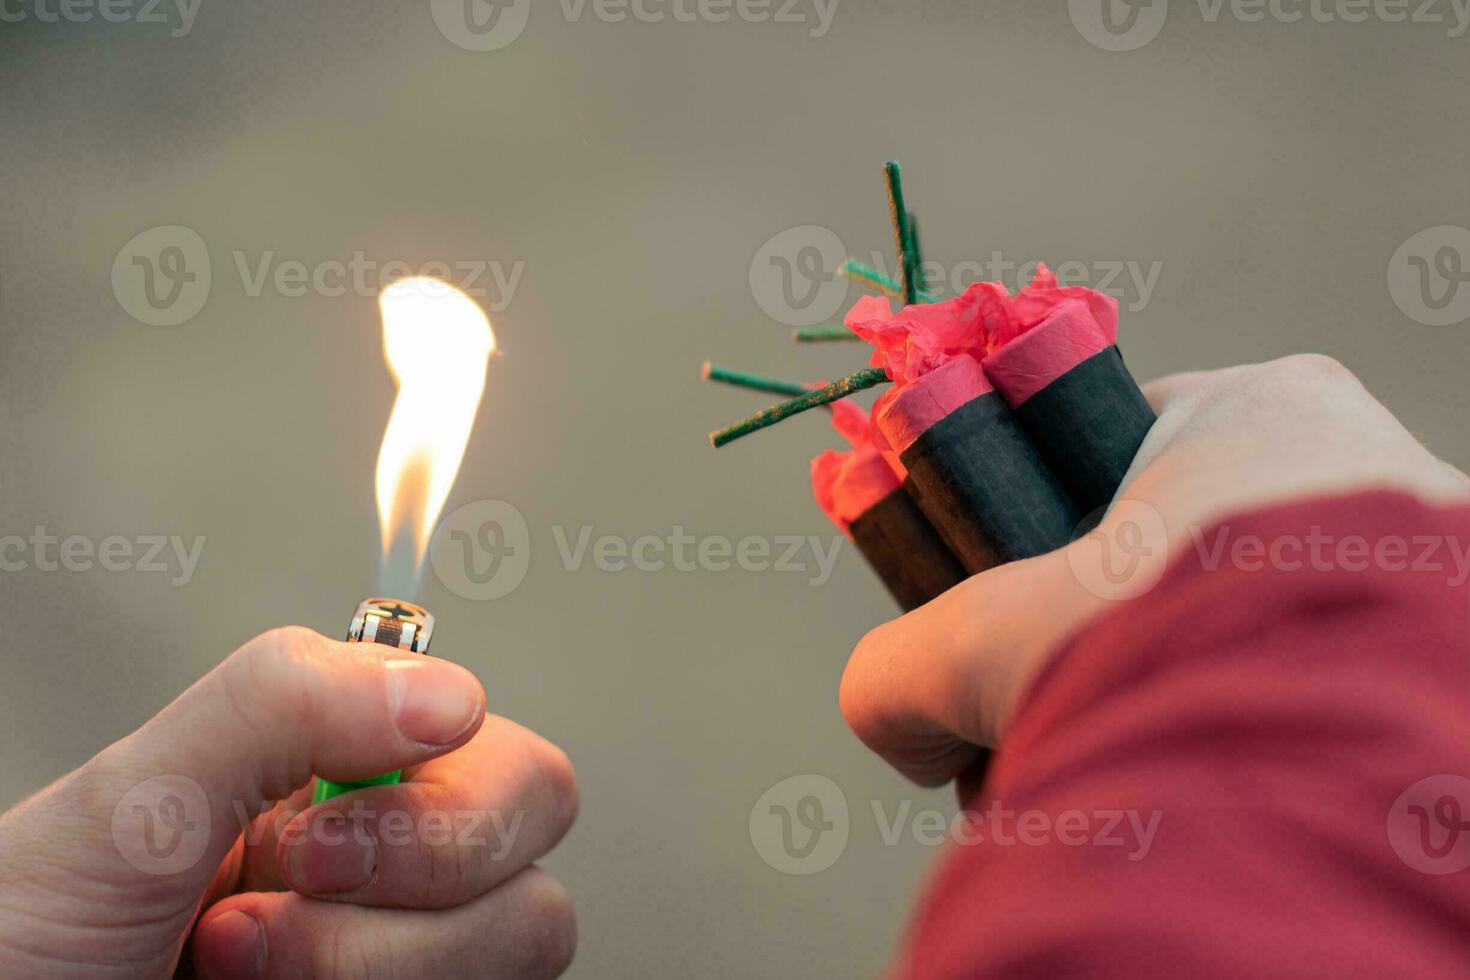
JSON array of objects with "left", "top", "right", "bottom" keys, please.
[{"left": 374, "top": 278, "right": 495, "bottom": 586}]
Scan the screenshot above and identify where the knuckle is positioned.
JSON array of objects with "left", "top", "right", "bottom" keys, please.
[
  {"left": 506, "top": 729, "right": 579, "bottom": 835},
  {"left": 418, "top": 816, "right": 472, "bottom": 907},
  {"left": 252, "top": 624, "right": 325, "bottom": 660},
  {"left": 516, "top": 870, "right": 578, "bottom": 978},
  {"left": 838, "top": 622, "right": 899, "bottom": 743},
  {"left": 218, "top": 627, "right": 336, "bottom": 792},
  {"left": 233, "top": 627, "right": 332, "bottom": 699},
  {"left": 1190, "top": 355, "right": 1363, "bottom": 427},
  {"left": 1140, "top": 369, "right": 1207, "bottom": 408},
  {"left": 309, "top": 916, "right": 362, "bottom": 979},
  {"left": 1271, "top": 352, "right": 1354, "bottom": 385},
  {"left": 230, "top": 628, "right": 328, "bottom": 720},
  {"left": 534, "top": 742, "right": 580, "bottom": 833}
]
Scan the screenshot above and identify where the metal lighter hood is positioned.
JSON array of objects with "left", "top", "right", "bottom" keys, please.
[{"left": 346, "top": 598, "right": 435, "bottom": 654}]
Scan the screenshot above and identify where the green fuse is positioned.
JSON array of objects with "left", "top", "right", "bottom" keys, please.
[{"left": 312, "top": 598, "right": 436, "bottom": 805}]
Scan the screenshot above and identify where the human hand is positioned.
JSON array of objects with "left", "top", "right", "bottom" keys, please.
[
  {"left": 0, "top": 626, "right": 578, "bottom": 979},
  {"left": 839, "top": 354, "right": 1469, "bottom": 787}
]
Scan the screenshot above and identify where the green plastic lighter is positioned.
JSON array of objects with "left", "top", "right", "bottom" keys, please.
[{"left": 311, "top": 597, "right": 437, "bottom": 805}]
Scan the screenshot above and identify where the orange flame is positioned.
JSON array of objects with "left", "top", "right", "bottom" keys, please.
[{"left": 374, "top": 278, "right": 495, "bottom": 579}]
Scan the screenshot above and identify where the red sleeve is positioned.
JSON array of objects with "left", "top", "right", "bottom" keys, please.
[{"left": 895, "top": 490, "right": 1470, "bottom": 980}]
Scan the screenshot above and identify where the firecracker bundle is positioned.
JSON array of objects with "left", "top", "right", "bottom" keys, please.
[{"left": 705, "top": 161, "right": 1156, "bottom": 608}]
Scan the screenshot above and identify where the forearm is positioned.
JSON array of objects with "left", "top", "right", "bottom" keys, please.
[{"left": 896, "top": 490, "right": 1470, "bottom": 979}]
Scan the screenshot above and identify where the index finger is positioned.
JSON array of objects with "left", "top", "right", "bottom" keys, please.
[
  {"left": 275, "top": 715, "right": 578, "bottom": 910},
  {"left": 839, "top": 551, "right": 1092, "bottom": 786}
]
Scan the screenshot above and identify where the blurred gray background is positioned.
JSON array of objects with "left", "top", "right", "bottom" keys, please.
[{"left": 1, "top": 2, "right": 1467, "bottom": 976}]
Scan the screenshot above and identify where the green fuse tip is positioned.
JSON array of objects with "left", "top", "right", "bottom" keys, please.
[
  {"left": 792, "top": 325, "right": 861, "bottom": 343},
  {"left": 701, "top": 361, "right": 812, "bottom": 398}
]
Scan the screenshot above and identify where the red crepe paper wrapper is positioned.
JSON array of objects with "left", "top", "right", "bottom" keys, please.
[
  {"left": 829, "top": 398, "right": 875, "bottom": 450},
  {"left": 845, "top": 291, "right": 994, "bottom": 386},
  {"left": 811, "top": 450, "right": 902, "bottom": 535},
  {"left": 811, "top": 397, "right": 967, "bottom": 611},
  {"left": 811, "top": 400, "right": 902, "bottom": 534},
  {"left": 872, "top": 356, "right": 993, "bottom": 455},
  {"left": 1001, "top": 263, "right": 1118, "bottom": 352},
  {"left": 983, "top": 265, "right": 1119, "bottom": 405},
  {"left": 847, "top": 263, "right": 1121, "bottom": 402}
]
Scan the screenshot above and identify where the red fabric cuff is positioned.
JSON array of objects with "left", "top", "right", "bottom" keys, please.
[{"left": 895, "top": 488, "right": 1470, "bottom": 980}]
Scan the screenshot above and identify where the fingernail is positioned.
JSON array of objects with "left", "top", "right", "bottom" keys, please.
[
  {"left": 387, "top": 658, "right": 483, "bottom": 745},
  {"left": 286, "top": 816, "right": 378, "bottom": 896},
  {"left": 194, "top": 910, "right": 265, "bottom": 980}
]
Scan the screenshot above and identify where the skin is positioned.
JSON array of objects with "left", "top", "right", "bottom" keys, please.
[
  {"left": 840, "top": 355, "right": 1470, "bottom": 791},
  {"left": 0, "top": 627, "right": 579, "bottom": 980}
]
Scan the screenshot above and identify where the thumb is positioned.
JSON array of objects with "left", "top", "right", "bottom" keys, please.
[{"left": 18, "top": 626, "right": 484, "bottom": 899}]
